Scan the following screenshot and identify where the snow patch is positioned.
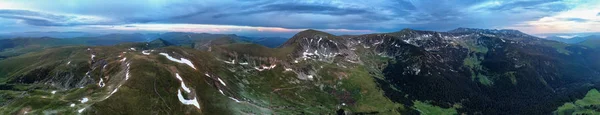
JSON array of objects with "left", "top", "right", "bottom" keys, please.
[
  {"left": 307, "top": 75, "right": 314, "bottom": 79},
  {"left": 91, "top": 54, "right": 95, "bottom": 60},
  {"left": 159, "top": 53, "right": 197, "bottom": 69},
  {"left": 129, "top": 48, "right": 136, "bottom": 51},
  {"left": 67, "top": 61, "right": 71, "bottom": 65},
  {"left": 218, "top": 78, "right": 227, "bottom": 86},
  {"left": 142, "top": 50, "right": 151, "bottom": 55},
  {"left": 254, "top": 67, "right": 265, "bottom": 71},
  {"left": 98, "top": 78, "right": 105, "bottom": 87},
  {"left": 223, "top": 59, "right": 235, "bottom": 64},
  {"left": 239, "top": 62, "right": 249, "bottom": 65},
  {"left": 106, "top": 84, "right": 122, "bottom": 98},
  {"left": 176, "top": 73, "right": 191, "bottom": 93},
  {"left": 423, "top": 34, "right": 432, "bottom": 37},
  {"left": 51, "top": 91, "right": 56, "bottom": 94},
  {"left": 302, "top": 50, "right": 315, "bottom": 60},
  {"left": 268, "top": 64, "right": 276, "bottom": 69},
  {"left": 318, "top": 37, "right": 322, "bottom": 44},
  {"left": 70, "top": 103, "right": 75, "bottom": 107},
  {"left": 413, "top": 67, "right": 421, "bottom": 75},
  {"left": 229, "top": 97, "right": 241, "bottom": 103},
  {"left": 373, "top": 41, "right": 383, "bottom": 45},
  {"left": 125, "top": 63, "right": 131, "bottom": 80},
  {"left": 177, "top": 90, "right": 201, "bottom": 109},
  {"left": 253, "top": 64, "right": 277, "bottom": 71},
  {"left": 80, "top": 97, "right": 89, "bottom": 103},
  {"left": 346, "top": 59, "right": 359, "bottom": 63},
  {"left": 204, "top": 73, "right": 211, "bottom": 77},
  {"left": 78, "top": 108, "right": 86, "bottom": 113},
  {"left": 120, "top": 57, "right": 127, "bottom": 62}
]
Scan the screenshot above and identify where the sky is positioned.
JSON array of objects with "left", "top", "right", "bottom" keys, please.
[{"left": 0, "top": 0, "right": 599, "bottom": 37}]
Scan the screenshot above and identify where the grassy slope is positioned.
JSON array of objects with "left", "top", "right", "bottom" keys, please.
[
  {"left": 0, "top": 46, "right": 95, "bottom": 114},
  {"left": 413, "top": 101, "right": 458, "bottom": 115},
  {"left": 210, "top": 42, "right": 410, "bottom": 114},
  {"left": 578, "top": 39, "right": 600, "bottom": 49},
  {"left": 555, "top": 89, "right": 600, "bottom": 115},
  {"left": 543, "top": 41, "right": 571, "bottom": 55},
  {"left": 0, "top": 46, "right": 89, "bottom": 82},
  {"left": 340, "top": 65, "right": 404, "bottom": 114}
]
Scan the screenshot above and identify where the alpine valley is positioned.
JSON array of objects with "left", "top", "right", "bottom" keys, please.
[{"left": 1, "top": 28, "right": 599, "bottom": 115}]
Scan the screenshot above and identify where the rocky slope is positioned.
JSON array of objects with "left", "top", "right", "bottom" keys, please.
[{"left": 0, "top": 28, "right": 599, "bottom": 114}]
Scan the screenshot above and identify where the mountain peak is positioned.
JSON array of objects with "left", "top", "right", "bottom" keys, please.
[
  {"left": 389, "top": 28, "right": 421, "bottom": 34},
  {"left": 296, "top": 29, "right": 333, "bottom": 36},
  {"left": 449, "top": 27, "right": 524, "bottom": 34},
  {"left": 148, "top": 38, "right": 173, "bottom": 48},
  {"left": 280, "top": 29, "right": 337, "bottom": 47}
]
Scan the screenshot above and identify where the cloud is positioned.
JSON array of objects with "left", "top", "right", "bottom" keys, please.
[
  {"left": 0, "top": 10, "right": 70, "bottom": 26},
  {"left": 156, "top": 0, "right": 412, "bottom": 30},
  {"left": 98, "top": 23, "right": 372, "bottom": 33},
  {"left": 0, "top": 0, "right": 598, "bottom": 35},
  {"left": 566, "top": 18, "right": 588, "bottom": 22},
  {"left": 0, "top": 9, "right": 113, "bottom": 26},
  {"left": 505, "top": 0, "right": 600, "bottom": 34},
  {"left": 86, "top": 23, "right": 374, "bottom": 37},
  {"left": 212, "top": 3, "right": 372, "bottom": 18}
]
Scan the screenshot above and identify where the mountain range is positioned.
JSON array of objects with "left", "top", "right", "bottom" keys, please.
[
  {"left": 545, "top": 35, "right": 600, "bottom": 44},
  {"left": 0, "top": 32, "right": 99, "bottom": 39},
  {"left": 0, "top": 28, "right": 599, "bottom": 114},
  {"left": 0, "top": 32, "right": 288, "bottom": 59}
]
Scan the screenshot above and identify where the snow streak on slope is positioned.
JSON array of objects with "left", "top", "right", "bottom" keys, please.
[
  {"left": 142, "top": 50, "right": 151, "bottom": 55},
  {"left": 174, "top": 73, "right": 200, "bottom": 109},
  {"left": 159, "top": 53, "right": 196, "bottom": 69},
  {"left": 175, "top": 73, "right": 191, "bottom": 93},
  {"left": 125, "top": 63, "right": 131, "bottom": 80},
  {"left": 177, "top": 90, "right": 201, "bottom": 109},
  {"left": 218, "top": 78, "right": 227, "bottom": 86},
  {"left": 104, "top": 59, "right": 131, "bottom": 100}
]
